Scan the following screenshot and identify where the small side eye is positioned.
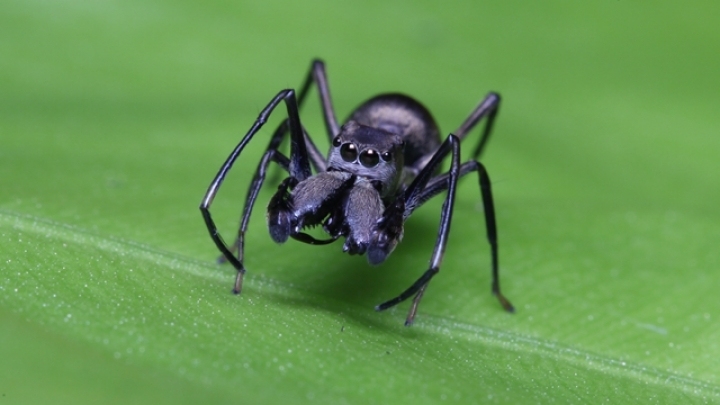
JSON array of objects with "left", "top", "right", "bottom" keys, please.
[
  {"left": 340, "top": 143, "right": 358, "bottom": 162},
  {"left": 380, "top": 151, "right": 393, "bottom": 162},
  {"left": 359, "top": 149, "right": 379, "bottom": 167},
  {"left": 332, "top": 136, "right": 342, "bottom": 147}
]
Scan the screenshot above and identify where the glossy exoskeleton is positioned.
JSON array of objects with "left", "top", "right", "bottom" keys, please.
[{"left": 200, "top": 59, "right": 514, "bottom": 325}]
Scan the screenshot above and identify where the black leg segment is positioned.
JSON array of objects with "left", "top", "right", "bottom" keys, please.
[
  {"left": 200, "top": 89, "right": 311, "bottom": 294},
  {"left": 375, "top": 133, "right": 514, "bottom": 324},
  {"left": 452, "top": 92, "right": 501, "bottom": 159},
  {"left": 375, "top": 134, "right": 462, "bottom": 325}
]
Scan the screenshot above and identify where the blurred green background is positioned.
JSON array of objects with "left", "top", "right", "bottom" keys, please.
[{"left": 2, "top": 1, "right": 719, "bottom": 404}]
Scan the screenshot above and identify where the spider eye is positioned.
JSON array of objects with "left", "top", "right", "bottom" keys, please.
[
  {"left": 359, "top": 149, "right": 379, "bottom": 167},
  {"left": 380, "top": 151, "right": 393, "bottom": 162},
  {"left": 332, "top": 136, "right": 342, "bottom": 147},
  {"left": 340, "top": 143, "right": 357, "bottom": 162}
]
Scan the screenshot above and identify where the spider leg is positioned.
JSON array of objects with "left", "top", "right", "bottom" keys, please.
[
  {"left": 200, "top": 89, "right": 311, "bottom": 294},
  {"left": 273, "top": 58, "right": 340, "bottom": 174},
  {"left": 298, "top": 59, "right": 341, "bottom": 139},
  {"left": 406, "top": 160, "right": 515, "bottom": 314},
  {"left": 209, "top": 59, "right": 341, "bottom": 286},
  {"left": 374, "top": 134, "right": 461, "bottom": 326},
  {"left": 219, "top": 125, "right": 330, "bottom": 264},
  {"left": 225, "top": 60, "right": 338, "bottom": 261},
  {"left": 375, "top": 135, "right": 514, "bottom": 325},
  {"left": 217, "top": 122, "right": 290, "bottom": 264},
  {"left": 267, "top": 59, "right": 337, "bottom": 181},
  {"left": 452, "top": 92, "right": 501, "bottom": 159}
]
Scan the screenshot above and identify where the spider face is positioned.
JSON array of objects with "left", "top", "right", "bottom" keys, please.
[{"left": 327, "top": 120, "right": 404, "bottom": 198}]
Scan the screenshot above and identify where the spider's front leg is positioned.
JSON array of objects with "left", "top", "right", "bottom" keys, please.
[
  {"left": 374, "top": 134, "right": 462, "bottom": 325},
  {"left": 201, "top": 88, "right": 317, "bottom": 294},
  {"left": 202, "top": 59, "right": 343, "bottom": 295},
  {"left": 375, "top": 134, "right": 514, "bottom": 325}
]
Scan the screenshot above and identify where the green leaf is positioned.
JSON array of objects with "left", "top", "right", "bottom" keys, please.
[{"left": 2, "top": 1, "right": 719, "bottom": 404}]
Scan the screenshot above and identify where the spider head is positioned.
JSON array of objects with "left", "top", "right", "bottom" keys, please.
[{"left": 328, "top": 121, "right": 404, "bottom": 197}]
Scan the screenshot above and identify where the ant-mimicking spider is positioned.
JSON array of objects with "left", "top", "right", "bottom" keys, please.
[{"left": 200, "top": 59, "right": 514, "bottom": 325}]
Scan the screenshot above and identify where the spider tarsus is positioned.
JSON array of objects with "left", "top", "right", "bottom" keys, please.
[
  {"left": 496, "top": 293, "right": 515, "bottom": 313},
  {"left": 233, "top": 271, "right": 245, "bottom": 295},
  {"left": 404, "top": 309, "right": 418, "bottom": 327}
]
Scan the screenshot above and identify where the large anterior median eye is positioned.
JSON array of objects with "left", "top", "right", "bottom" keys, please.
[
  {"left": 359, "top": 149, "right": 379, "bottom": 167},
  {"left": 340, "top": 143, "right": 358, "bottom": 162}
]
